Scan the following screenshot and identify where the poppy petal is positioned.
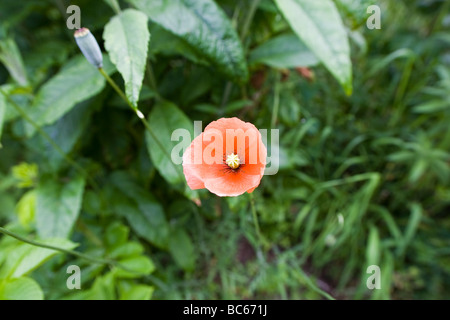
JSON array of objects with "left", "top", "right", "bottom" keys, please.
[
  {"left": 182, "top": 133, "right": 206, "bottom": 189},
  {"left": 182, "top": 117, "right": 267, "bottom": 197},
  {"left": 203, "top": 172, "right": 262, "bottom": 197},
  {"left": 205, "top": 117, "right": 256, "bottom": 134}
]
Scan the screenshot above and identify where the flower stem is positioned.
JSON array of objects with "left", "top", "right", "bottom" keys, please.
[
  {"left": 249, "top": 192, "right": 269, "bottom": 251},
  {"left": 0, "top": 226, "right": 115, "bottom": 267},
  {"left": 98, "top": 67, "right": 130, "bottom": 108},
  {"left": 0, "top": 226, "right": 148, "bottom": 275},
  {"left": 98, "top": 68, "right": 185, "bottom": 183}
]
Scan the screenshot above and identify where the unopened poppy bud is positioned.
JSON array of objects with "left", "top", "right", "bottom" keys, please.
[{"left": 74, "top": 28, "right": 103, "bottom": 68}]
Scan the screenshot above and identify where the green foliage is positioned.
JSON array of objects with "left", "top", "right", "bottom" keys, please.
[
  {"left": 11, "top": 162, "right": 38, "bottom": 188},
  {"left": 274, "top": 0, "right": 353, "bottom": 94},
  {"left": 0, "top": 89, "right": 5, "bottom": 146},
  {"left": 0, "top": 277, "right": 44, "bottom": 300},
  {"left": 36, "top": 175, "right": 85, "bottom": 239},
  {"left": 0, "top": 234, "right": 77, "bottom": 280},
  {"left": 0, "top": 0, "right": 449, "bottom": 301},
  {"left": 104, "top": 8, "right": 150, "bottom": 107},
  {"left": 145, "top": 101, "right": 192, "bottom": 186},
  {"left": 110, "top": 171, "right": 170, "bottom": 248},
  {"left": 168, "top": 228, "right": 196, "bottom": 272},
  {"left": 0, "top": 38, "right": 28, "bottom": 86},
  {"left": 129, "top": 0, "right": 248, "bottom": 83},
  {"left": 15, "top": 190, "right": 36, "bottom": 229},
  {"left": 249, "top": 33, "right": 319, "bottom": 69},
  {"left": 333, "top": 0, "right": 377, "bottom": 28},
  {"left": 24, "top": 54, "right": 115, "bottom": 137}
]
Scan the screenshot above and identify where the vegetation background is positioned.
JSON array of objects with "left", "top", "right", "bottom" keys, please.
[{"left": 0, "top": 0, "right": 449, "bottom": 300}]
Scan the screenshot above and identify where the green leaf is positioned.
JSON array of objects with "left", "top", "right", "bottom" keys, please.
[
  {"left": 83, "top": 273, "right": 116, "bottom": 300},
  {"left": 168, "top": 228, "right": 196, "bottom": 272},
  {"left": 274, "top": 0, "right": 352, "bottom": 94},
  {"left": 0, "top": 91, "right": 5, "bottom": 147},
  {"left": 104, "top": 222, "right": 129, "bottom": 249},
  {"left": 109, "top": 242, "right": 144, "bottom": 260},
  {"left": 409, "top": 158, "right": 427, "bottom": 183},
  {"left": 249, "top": 33, "right": 319, "bottom": 69},
  {"left": 146, "top": 101, "right": 192, "bottom": 185},
  {"left": 104, "top": 8, "right": 150, "bottom": 107},
  {"left": 114, "top": 256, "right": 155, "bottom": 278},
  {"left": 413, "top": 100, "right": 450, "bottom": 113},
  {"left": 334, "top": 0, "right": 377, "bottom": 29},
  {"left": 118, "top": 282, "right": 154, "bottom": 300},
  {"left": 0, "top": 277, "right": 43, "bottom": 300},
  {"left": 36, "top": 175, "right": 86, "bottom": 239},
  {"left": 110, "top": 172, "right": 170, "bottom": 248},
  {"left": 397, "top": 203, "right": 423, "bottom": 257},
  {"left": 11, "top": 162, "right": 38, "bottom": 188},
  {"left": 0, "top": 238, "right": 77, "bottom": 279},
  {"left": 149, "top": 24, "right": 208, "bottom": 65},
  {"left": 25, "top": 54, "right": 114, "bottom": 137},
  {"left": 128, "top": 0, "right": 248, "bottom": 83},
  {"left": 0, "top": 38, "right": 28, "bottom": 86},
  {"left": 15, "top": 190, "right": 36, "bottom": 229},
  {"left": 27, "top": 98, "right": 98, "bottom": 171},
  {"left": 366, "top": 225, "right": 380, "bottom": 266}
]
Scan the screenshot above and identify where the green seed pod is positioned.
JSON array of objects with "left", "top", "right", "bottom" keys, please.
[{"left": 74, "top": 28, "right": 103, "bottom": 68}]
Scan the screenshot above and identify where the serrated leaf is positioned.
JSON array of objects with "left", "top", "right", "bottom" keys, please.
[
  {"left": 128, "top": 0, "right": 248, "bottom": 83},
  {"left": 250, "top": 33, "right": 319, "bottom": 69},
  {"left": 274, "top": 0, "right": 352, "bottom": 94},
  {"left": 0, "top": 277, "right": 43, "bottom": 300},
  {"left": 104, "top": 8, "right": 150, "bottom": 107},
  {"left": 36, "top": 175, "right": 86, "bottom": 239},
  {"left": 145, "top": 101, "right": 192, "bottom": 185},
  {"left": 25, "top": 54, "right": 114, "bottom": 137}
]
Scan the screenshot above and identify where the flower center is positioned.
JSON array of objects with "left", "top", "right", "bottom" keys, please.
[{"left": 226, "top": 153, "right": 240, "bottom": 169}]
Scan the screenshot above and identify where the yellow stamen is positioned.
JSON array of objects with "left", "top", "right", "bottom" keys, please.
[{"left": 226, "top": 153, "right": 240, "bottom": 169}]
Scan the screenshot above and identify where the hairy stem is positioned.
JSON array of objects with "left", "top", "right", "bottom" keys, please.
[
  {"left": 0, "top": 227, "right": 115, "bottom": 267},
  {"left": 98, "top": 68, "right": 184, "bottom": 182}
]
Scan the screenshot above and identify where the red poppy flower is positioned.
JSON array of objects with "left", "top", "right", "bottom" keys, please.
[{"left": 183, "top": 117, "right": 267, "bottom": 197}]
